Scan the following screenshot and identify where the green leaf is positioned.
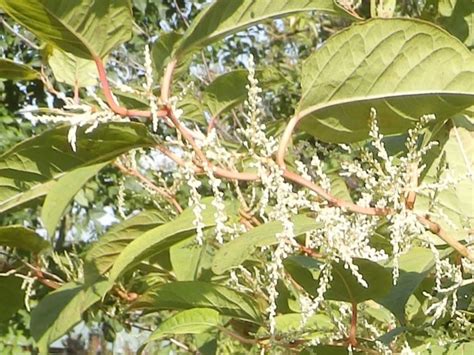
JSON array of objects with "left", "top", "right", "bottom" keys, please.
[
  {"left": 152, "top": 31, "right": 183, "bottom": 75},
  {"left": 84, "top": 209, "right": 166, "bottom": 283},
  {"left": 415, "top": 115, "right": 473, "bottom": 242},
  {"left": 327, "top": 259, "right": 392, "bottom": 303},
  {"left": 109, "top": 198, "right": 224, "bottom": 282},
  {"left": 286, "top": 257, "right": 392, "bottom": 303},
  {"left": 439, "top": 0, "right": 473, "bottom": 48},
  {"left": 0, "top": 276, "right": 25, "bottom": 323},
  {"left": 0, "top": 58, "right": 39, "bottom": 81},
  {"left": 146, "top": 308, "right": 220, "bottom": 342},
  {"left": 204, "top": 69, "right": 283, "bottom": 118},
  {"left": 298, "top": 18, "right": 474, "bottom": 143},
  {"left": 47, "top": 48, "right": 97, "bottom": 87},
  {"left": 30, "top": 280, "right": 112, "bottom": 354},
  {"left": 174, "top": 0, "right": 344, "bottom": 58},
  {"left": 414, "top": 341, "right": 474, "bottom": 354},
  {"left": 273, "top": 313, "right": 334, "bottom": 334},
  {"left": 170, "top": 237, "right": 207, "bottom": 281},
  {"left": 41, "top": 161, "right": 108, "bottom": 238},
  {"left": 0, "top": 0, "right": 132, "bottom": 59},
  {"left": 0, "top": 226, "right": 49, "bottom": 253},
  {"left": 0, "top": 123, "right": 155, "bottom": 215},
  {"left": 212, "top": 215, "right": 319, "bottom": 275},
  {"left": 376, "top": 247, "right": 436, "bottom": 322},
  {"left": 133, "top": 281, "right": 262, "bottom": 324}
]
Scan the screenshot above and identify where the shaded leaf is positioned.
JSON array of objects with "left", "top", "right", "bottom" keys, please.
[
  {"left": 298, "top": 19, "right": 474, "bottom": 143},
  {"left": 41, "top": 162, "right": 109, "bottom": 238},
  {"left": 152, "top": 31, "right": 183, "bottom": 74},
  {"left": 84, "top": 209, "right": 167, "bottom": 283},
  {"left": 286, "top": 257, "right": 392, "bottom": 303},
  {"left": 0, "top": 58, "right": 39, "bottom": 81},
  {"left": 109, "top": 198, "right": 231, "bottom": 281},
  {"left": 377, "top": 247, "right": 441, "bottom": 322},
  {"left": 0, "top": 0, "right": 132, "bottom": 59},
  {"left": 326, "top": 259, "right": 392, "bottom": 303},
  {"left": 0, "top": 276, "right": 25, "bottom": 323},
  {"left": 0, "top": 226, "right": 49, "bottom": 253},
  {"left": 30, "top": 280, "right": 112, "bottom": 354},
  {"left": 212, "top": 215, "right": 318, "bottom": 275},
  {"left": 439, "top": 0, "right": 474, "bottom": 48},
  {"left": 133, "top": 281, "right": 262, "bottom": 324}
]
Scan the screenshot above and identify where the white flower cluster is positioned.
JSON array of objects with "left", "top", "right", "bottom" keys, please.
[
  {"left": 22, "top": 98, "right": 124, "bottom": 152},
  {"left": 181, "top": 150, "right": 206, "bottom": 245},
  {"left": 144, "top": 45, "right": 160, "bottom": 132},
  {"left": 341, "top": 110, "right": 439, "bottom": 282},
  {"left": 202, "top": 130, "right": 235, "bottom": 244}
]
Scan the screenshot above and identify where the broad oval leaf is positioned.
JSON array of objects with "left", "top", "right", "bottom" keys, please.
[
  {"left": 212, "top": 215, "right": 319, "bottom": 275},
  {"left": 84, "top": 209, "right": 167, "bottom": 284},
  {"left": 0, "top": 58, "right": 40, "bottom": 81},
  {"left": 133, "top": 281, "right": 263, "bottom": 324},
  {"left": 174, "top": 0, "right": 345, "bottom": 58},
  {"left": 297, "top": 18, "right": 474, "bottom": 143},
  {"left": 30, "top": 280, "right": 112, "bottom": 354},
  {"left": 0, "top": 0, "right": 132, "bottom": 59},
  {"left": 0, "top": 123, "right": 156, "bottom": 215},
  {"left": 41, "top": 161, "right": 109, "bottom": 237},
  {"left": 0, "top": 225, "right": 49, "bottom": 253}
]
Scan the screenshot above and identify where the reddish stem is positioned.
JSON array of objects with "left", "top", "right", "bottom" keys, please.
[
  {"left": 348, "top": 302, "right": 358, "bottom": 347},
  {"left": 94, "top": 55, "right": 167, "bottom": 118}
]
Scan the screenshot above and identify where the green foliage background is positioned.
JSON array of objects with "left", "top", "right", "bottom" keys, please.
[{"left": 0, "top": 0, "right": 473, "bottom": 353}]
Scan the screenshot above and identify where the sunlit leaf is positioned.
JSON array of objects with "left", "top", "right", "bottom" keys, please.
[
  {"left": 30, "top": 280, "right": 112, "bottom": 353},
  {"left": 0, "top": 0, "right": 132, "bottom": 59},
  {"left": 298, "top": 19, "right": 474, "bottom": 143},
  {"left": 47, "top": 48, "right": 97, "bottom": 87}
]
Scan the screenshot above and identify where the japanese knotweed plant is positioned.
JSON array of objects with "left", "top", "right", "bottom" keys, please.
[{"left": 1, "top": 1, "right": 473, "bottom": 354}]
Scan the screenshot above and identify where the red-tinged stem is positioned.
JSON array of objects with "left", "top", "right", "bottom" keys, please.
[
  {"left": 276, "top": 113, "right": 302, "bottom": 168},
  {"left": 161, "top": 59, "right": 177, "bottom": 103},
  {"left": 417, "top": 215, "right": 474, "bottom": 262},
  {"left": 94, "top": 55, "right": 167, "bottom": 118},
  {"left": 348, "top": 302, "right": 358, "bottom": 347}
]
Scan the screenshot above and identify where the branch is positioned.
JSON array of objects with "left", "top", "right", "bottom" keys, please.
[
  {"left": 161, "top": 59, "right": 177, "bottom": 103},
  {"left": 0, "top": 17, "right": 39, "bottom": 50},
  {"left": 417, "top": 215, "right": 474, "bottom": 262},
  {"left": 114, "top": 161, "right": 183, "bottom": 213},
  {"left": 348, "top": 302, "right": 358, "bottom": 347},
  {"left": 94, "top": 55, "right": 168, "bottom": 118}
]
